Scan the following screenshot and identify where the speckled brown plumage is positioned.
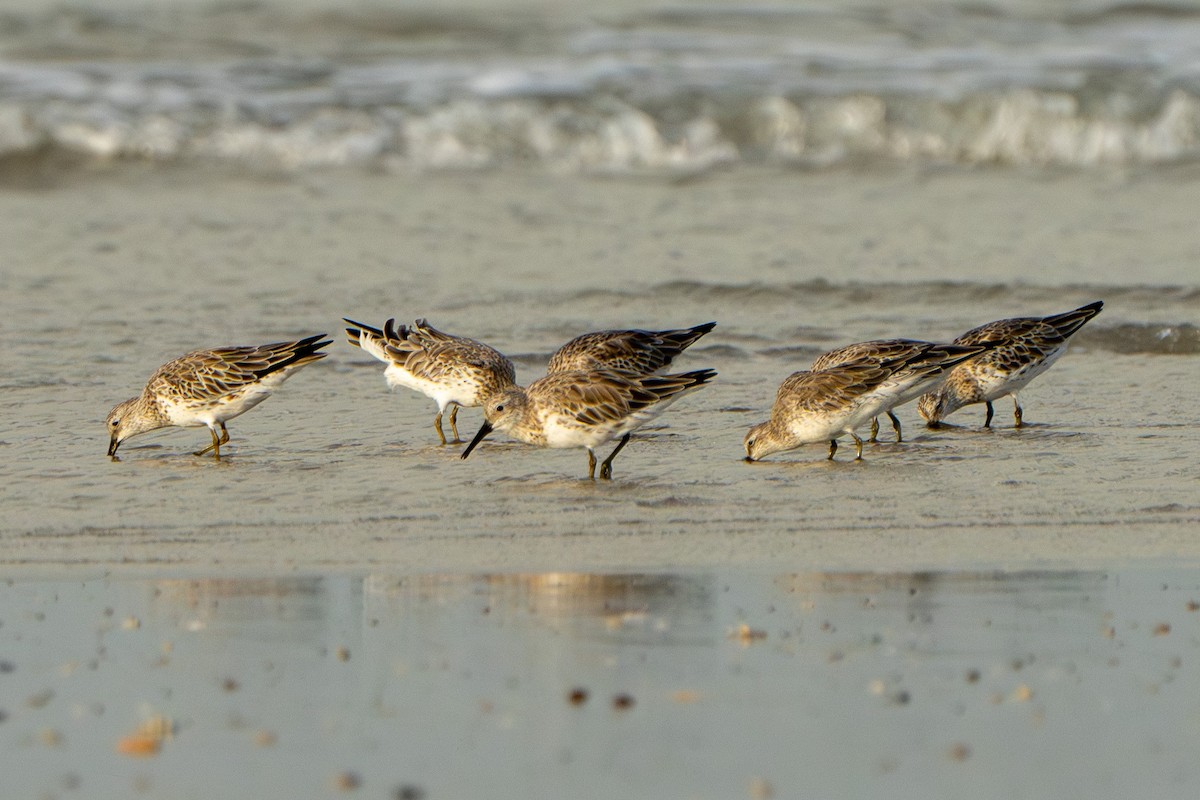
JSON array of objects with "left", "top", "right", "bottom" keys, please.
[
  {"left": 344, "top": 317, "right": 516, "bottom": 444},
  {"left": 106, "top": 335, "right": 330, "bottom": 458},
  {"left": 811, "top": 338, "right": 941, "bottom": 442},
  {"left": 917, "top": 301, "right": 1103, "bottom": 428},
  {"left": 546, "top": 322, "right": 716, "bottom": 375},
  {"left": 461, "top": 368, "right": 717, "bottom": 479},
  {"left": 745, "top": 342, "right": 992, "bottom": 462}
]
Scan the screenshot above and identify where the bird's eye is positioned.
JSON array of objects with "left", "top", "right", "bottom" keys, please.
[
  {"left": 110, "top": 419, "right": 120, "bottom": 427},
  {"left": 495, "top": 404, "right": 505, "bottom": 412},
  {"left": 747, "top": 438, "right": 755, "bottom": 449}
]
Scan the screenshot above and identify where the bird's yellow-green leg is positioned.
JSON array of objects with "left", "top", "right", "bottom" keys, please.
[
  {"left": 587, "top": 449, "right": 597, "bottom": 480},
  {"left": 193, "top": 427, "right": 220, "bottom": 457},
  {"left": 1012, "top": 396, "right": 1023, "bottom": 428},
  {"left": 887, "top": 411, "right": 903, "bottom": 442},
  {"left": 868, "top": 417, "right": 880, "bottom": 443},
  {"left": 851, "top": 431, "right": 865, "bottom": 461},
  {"left": 983, "top": 401, "right": 995, "bottom": 429},
  {"left": 194, "top": 423, "right": 230, "bottom": 458},
  {"left": 216, "top": 424, "right": 229, "bottom": 458},
  {"left": 599, "top": 433, "right": 631, "bottom": 480},
  {"left": 827, "top": 439, "right": 838, "bottom": 460},
  {"left": 449, "top": 406, "right": 461, "bottom": 442},
  {"left": 433, "top": 411, "right": 448, "bottom": 445}
]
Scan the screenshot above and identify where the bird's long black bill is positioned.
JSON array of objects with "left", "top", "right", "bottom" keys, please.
[
  {"left": 460, "top": 422, "right": 494, "bottom": 459},
  {"left": 107, "top": 436, "right": 120, "bottom": 457}
]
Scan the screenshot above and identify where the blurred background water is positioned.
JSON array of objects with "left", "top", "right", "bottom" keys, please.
[{"left": 3, "top": 0, "right": 1200, "bottom": 174}]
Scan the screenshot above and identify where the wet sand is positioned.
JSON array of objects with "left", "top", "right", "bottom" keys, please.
[
  {"left": 1, "top": 163, "right": 1198, "bottom": 574},
  {"left": 5, "top": 570, "right": 1200, "bottom": 799}
]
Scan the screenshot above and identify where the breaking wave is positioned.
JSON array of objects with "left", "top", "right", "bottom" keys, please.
[
  {"left": 3, "top": 2, "right": 1200, "bottom": 174},
  {"left": 1, "top": 89, "right": 1199, "bottom": 175}
]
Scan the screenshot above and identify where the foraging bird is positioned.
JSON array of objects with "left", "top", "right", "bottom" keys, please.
[
  {"left": 744, "top": 342, "right": 993, "bottom": 462},
  {"left": 810, "top": 338, "right": 947, "bottom": 443},
  {"left": 462, "top": 368, "right": 717, "bottom": 479},
  {"left": 106, "top": 335, "right": 330, "bottom": 459},
  {"left": 916, "top": 301, "right": 1103, "bottom": 428},
  {"left": 344, "top": 318, "right": 516, "bottom": 444}
]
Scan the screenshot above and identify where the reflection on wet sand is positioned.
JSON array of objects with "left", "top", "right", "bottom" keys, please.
[
  {"left": 5, "top": 569, "right": 1198, "bottom": 799},
  {"left": 363, "top": 572, "right": 716, "bottom": 642},
  {"left": 775, "top": 569, "right": 1107, "bottom": 597},
  {"left": 148, "top": 578, "right": 326, "bottom": 625},
  {"left": 143, "top": 570, "right": 1113, "bottom": 632}
]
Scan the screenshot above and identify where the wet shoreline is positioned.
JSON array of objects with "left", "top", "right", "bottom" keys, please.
[{"left": 3, "top": 165, "right": 1198, "bottom": 577}]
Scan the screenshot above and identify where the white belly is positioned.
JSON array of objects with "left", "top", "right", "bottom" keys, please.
[
  {"left": 385, "top": 366, "right": 479, "bottom": 408},
  {"left": 977, "top": 344, "right": 1067, "bottom": 401},
  {"left": 162, "top": 387, "right": 271, "bottom": 427},
  {"left": 786, "top": 402, "right": 873, "bottom": 445}
]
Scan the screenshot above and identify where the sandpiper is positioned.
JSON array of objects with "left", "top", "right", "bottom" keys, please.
[
  {"left": 745, "top": 342, "right": 992, "bottom": 462},
  {"left": 917, "top": 301, "right": 1103, "bottom": 428},
  {"left": 461, "top": 368, "right": 717, "bottom": 479},
  {"left": 811, "top": 338, "right": 946, "bottom": 443},
  {"left": 344, "top": 318, "right": 516, "bottom": 444},
  {"left": 106, "top": 334, "right": 330, "bottom": 459}
]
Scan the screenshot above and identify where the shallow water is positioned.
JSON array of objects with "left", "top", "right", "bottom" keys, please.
[{"left": 5, "top": 568, "right": 1200, "bottom": 799}]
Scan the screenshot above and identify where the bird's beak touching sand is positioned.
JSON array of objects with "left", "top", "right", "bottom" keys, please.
[{"left": 461, "top": 422, "right": 494, "bottom": 459}]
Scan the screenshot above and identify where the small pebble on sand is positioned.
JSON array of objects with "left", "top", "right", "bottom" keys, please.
[
  {"left": 948, "top": 743, "right": 972, "bottom": 762},
  {"left": 749, "top": 777, "right": 775, "bottom": 798},
  {"left": 731, "top": 624, "right": 767, "bottom": 645},
  {"left": 333, "top": 772, "right": 361, "bottom": 792}
]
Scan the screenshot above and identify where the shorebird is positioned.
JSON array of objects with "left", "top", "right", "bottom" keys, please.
[
  {"left": 744, "top": 342, "right": 992, "bottom": 462},
  {"left": 106, "top": 334, "right": 330, "bottom": 459},
  {"left": 917, "top": 301, "right": 1103, "bottom": 428},
  {"left": 461, "top": 368, "right": 717, "bottom": 479},
  {"left": 811, "top": 338, "right": 947, "bottom": 443},
  {"left": 344, "top": 318, "right": 516, "bottom": 444}
]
